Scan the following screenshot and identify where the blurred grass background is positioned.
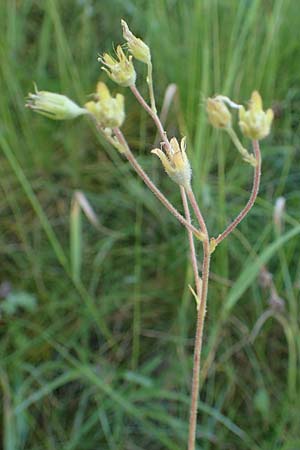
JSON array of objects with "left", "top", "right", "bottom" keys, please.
[{"left": 1, "top": 0, "right": 300, "bottom": 449}]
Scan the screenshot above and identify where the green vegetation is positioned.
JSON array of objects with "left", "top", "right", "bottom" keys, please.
[{"left": 1, "top": 0, "right": 300, "bottom": 449}]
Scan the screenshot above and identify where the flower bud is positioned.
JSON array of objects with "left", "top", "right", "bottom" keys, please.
[
  {"left": 121, "top": 19, "right": 151, "bottom": 64},
  {"left": 85, "top": 82, "right": 125, "bottom": 128},
  {"left": 206, "top": 97, "right": 232, "bottom": 129},
  {"left": 25, "top": 85, "right": 87, "bottom": 120},
  {"left": 99, "top": 46, "right": 136, "bottom": 87},
  {"left": 239, "top": 91, "right": 273, "bottom": 140},
  {"left": 151, "top": 137, "right": 191, "bottom": 187}
]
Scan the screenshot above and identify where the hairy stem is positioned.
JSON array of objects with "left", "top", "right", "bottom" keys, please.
[
  {"left": 185, "top": 186, "right": 210, "bottom": 450},
  {"left": 186, "top": 188, "right": 208, "bottom": 237},
  {"left": 112, "top": 128, "right": 203, "bottom": 239},
  {"left": 215, "top": 140, "right": 261, "bottom": 245}
]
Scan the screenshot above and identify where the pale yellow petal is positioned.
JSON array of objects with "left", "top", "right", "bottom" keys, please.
[
  {"left": 151, "top": 149, "right": 173, "bottom": 173},
  {"left": 96, "top": 82, "right": 111, "bottom": 100},
  {"left": 170, "top": 137, "right": 180, "bottom": 154},
  {"left": 251, "top": 91, "right": 263, "bottom": 112},
  {"left": 238, "top": 106, "right": 246, "bottom": 121}
]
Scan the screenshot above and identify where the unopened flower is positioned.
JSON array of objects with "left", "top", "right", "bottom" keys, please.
[
  {"left": 121, "top": 19, "right": 151, "bottom": 64},
  {"left": 99, "top": 46, "right": 136, "bottom": 87},
  {"left": 151, "top": 137, "right": 191, "bottom": 187},
  {"left": 85, "top": 82, "right": 125, "bottom": 128},
  {"left": 206, "top": 97, "right": 232, "bottom": 129},
  {"left": 239, "top": 91, "right": 273, "bottom": 140},
  {"left": 25, "top": 85, "right": 87, "bottom": 120}
]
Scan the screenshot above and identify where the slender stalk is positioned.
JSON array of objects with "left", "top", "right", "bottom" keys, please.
[
  {"left": 112, "top": 128, "right": 203, "bottom": 239},
  {"left": 130, "top": 85, "right": 172, "bottom": 153},
  {"left": 215, "top": 140, "right": 261, "bottom": 245},
  {"left": 147, "top": 61, "right": 157, "bottom": 114},
  {"left": 226, "top": 126, "right": 256, "bottom": 166},
  {"left": 185, "top": 187, "right": 208, "bottom": 237},
  {"left": 180, "top": 186, "right": 202, "bottom": 302},
  {"left": 185, "top": 186, "right": 210, "bottom": 450}
]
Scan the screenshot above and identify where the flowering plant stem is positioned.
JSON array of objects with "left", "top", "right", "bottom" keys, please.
[
  {"left": 25, "top": 21, "right": 270, "bottom": 450},
  {"left": 129, "top": 84, "right": 213, "bottom": 449},
  {"left": 127, "top": 86, "right": 262, "bottom": 450},
  {"left": 215, "top": 140, "right": 261, "bottom": 245}
]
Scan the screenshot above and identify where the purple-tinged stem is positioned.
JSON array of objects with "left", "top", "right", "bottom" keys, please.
[{"left": 215, "top": 140, "right": 261, "bottom": 246}]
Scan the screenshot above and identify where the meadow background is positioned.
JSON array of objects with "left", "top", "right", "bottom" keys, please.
[{"left": 1, "top": 0, "right": 300, "bottom": 449}]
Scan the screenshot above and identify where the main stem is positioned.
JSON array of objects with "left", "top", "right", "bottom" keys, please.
[
  {"left": 186, "top": 187, "right": 210, "bottom": 450},
  {"left": 129, "top": 84, "right": 211, "bottom": 449},
  {"left": 215, "top": 140, "right": 261, "bottom": 245}
]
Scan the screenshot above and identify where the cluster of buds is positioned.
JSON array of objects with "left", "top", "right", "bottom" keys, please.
[
  {"left": 85, "top": 82, "right": 125, "bottom": 128},
  {"left": 26, "top": 21, "right": 274, "bottom": 185},
  {"left": 207, "top": 91, "right": 273, "bottom": 141},
  {"left": 206, "top": 91, "right": 273, "bottom": 166},
  {"left": 151, "top": 137, "right": 191, "bottom": 188},
  {"left": 25, "top": 20, "right": 153, "bottom": 153}
]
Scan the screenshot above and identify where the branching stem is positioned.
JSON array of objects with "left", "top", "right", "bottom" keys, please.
[
  {"left": 126, "top": 83, "right": 261, "bottom": 450},
  {"left": 112, "top": 128, "right": 203, "bottom": 239},
  {"left": 129, "top": 83, "right": 212, "bottom": 450}
]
